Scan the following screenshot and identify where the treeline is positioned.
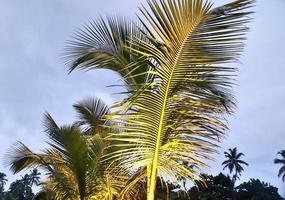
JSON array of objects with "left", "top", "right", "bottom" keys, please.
[
  {"left": 0, "top": 169, "right": 40, "bottom": 200},
  {"left": 156, "top": 173, "right": 284, "bottom": 200},
  {"left": 0, "top": 168, "right": 284, "bottom": 200},
  {"left": 1, "top": 145, "right": 284, "bottom": 199}
]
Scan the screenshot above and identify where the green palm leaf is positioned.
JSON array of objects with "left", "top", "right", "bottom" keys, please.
[
  {"left": 64, "top": 17, "right": 151, "bottom": 89},
  {"left": 6, "top": 142, "right": 53, "bottom": 174},
  {"left": 103, "top": 0, "right": 253, "bottom": 199},
  {"left": 6, "top": 99, "right": 129, "bottom": 200},
  {"left": 73, "top": 97, "right": 110, "bottom": 136}
]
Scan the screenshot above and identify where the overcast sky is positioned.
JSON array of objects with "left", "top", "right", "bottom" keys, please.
[{"left": 0, "top": 0, "right": 284, "bottom": 196}]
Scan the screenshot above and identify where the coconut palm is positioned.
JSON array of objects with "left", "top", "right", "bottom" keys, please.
[
  {"left": 8, "top": 124, "right": 96, "bottom": 200},
  {"left": 20, "top": 170, "right": 41, "bottom": 199},
  {"left": 0, "top": 173, "right": 7, "bottom": 189},
  {"left": 73, "top": 98, "right": 109, "bottom": 136},
  {"left": 6, "top": 98, "right": 133, "bottom": 200},
  {"left": 28, "top": 169, "right": 41, "bottom": 187},
  {"left": 66, "top": 0, "right": 254, "bottom": 199},
  {"left": 222, "top": 147, "right": 248, "bottom": 183},
  {"left": 0, "top": 172, "right": 7, "bottom": 197},
  {"left": 274, "top": 150, "right": 285, "bottom": 182}
]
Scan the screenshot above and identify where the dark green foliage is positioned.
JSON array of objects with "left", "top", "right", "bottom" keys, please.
[
  {"left": 0, "top": 169, "right": 40, "bottom": 200},
  {"left": 188, "top": 173, "right": 235, "bottom": 200},
  {"left": 32, "top": 188, "right": 55, "bottom": 200},
  {"left": 187, "top": 175, "right": 284, "bottom": 200},
  {"left": 133, "top": 179, "right": 189, "bottom": 200},
  {"left": 236, "top": 179, "right": 284, "bottom": 200},
  {"left": 152, "top": 174, "right": 284, "bottom": 200},
  {"left": 5, "top": 179, "right": 34, "bottom": 200},
  {"left": 155, "top": 181, "right": 186, "bottom": 200}
]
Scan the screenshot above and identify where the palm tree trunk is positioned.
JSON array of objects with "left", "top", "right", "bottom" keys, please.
[
  {"left": 148, "top": 169, "right": 157, "bottom": 200},
  {"left": 233, "top": 172, "right": 238, "bottom": 185}
]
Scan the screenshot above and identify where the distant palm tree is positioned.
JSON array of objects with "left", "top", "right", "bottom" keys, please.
[
  {"left": 0, "top": 172, "right": 8, "bottom": 194},
  {"left": 29, "top": 169, "right": 41, "bottom": 186},
  {"left": 0, "top": 173, "right": 7, "bottom": 187},
  {"left": 21, "top": 173, "right": 37, "bottom": 198},
  {"left": 222, "top": 147, "right": 248, "bottom": 183},
  {"left": 274, "top": 150, "right": 285, "bottom": 182}
]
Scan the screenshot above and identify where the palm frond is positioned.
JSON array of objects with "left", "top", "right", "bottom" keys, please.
[
  {"left": 6, "top": 142, "right": 52, "bottom": 174},
  {"left": 73, "top": 97, "right": 110, "bottom": 136},
  {"left": 236, "top": 159, "right": 248, "bottom": 165},
  {"left": 105, "top": 0, "right": 254, "bottom": 197},
  {"left": 274, "top": 158, "right": 285, "bottom": 165},
  {"left": 47, "top": 125, "right": 90, "bottom": 199},
  {"left": 43, "top": 112, "right": 60, "bottom": 136},
  {"left": 64, "top": 17, "right": 151, "bottom": 89},
  {"left": 278, "top": 150, "right": 285, "bottom": 158},
  {"left": 274, "top": 151, "right": 285, "bottom": 182},
  {"left": 278, "top": 166, "right": 285, "bottom": 182}
]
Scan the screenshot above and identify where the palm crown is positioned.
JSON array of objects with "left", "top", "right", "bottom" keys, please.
[
  {"left": 0, "top": 173, "right": 8, "bottom": 191},
  {"left": 6, "top": 98, "right": 133, "bottom": 200},
  {"left": 65, "top": 0, "right": 254, "bottom": 199},
  {"left": 222, "top": 147, "right": 248, "bottom": 182},
  {"left": 274, "top": 150, "right": 285, "bottom": 182}
]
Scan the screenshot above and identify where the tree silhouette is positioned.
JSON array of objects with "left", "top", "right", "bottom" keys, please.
[
  {"left": 274, "top": 150, "right": 285, "bottom": 182},
  {"left": 5, "top": 176, "right": 35, "bottom": 200},
  {"left": 236, "top": 179, "right": 284, "bottom": 200},
  {"left": 28, "top": 169, "right": 41, "bottom": 186},
  {"left": 0, "top": 173, "right": 8, "bottom": 199},
  {"left": 0, "top": 173, "right": 7, "bottom": 190},
  {"left": 188, "top": 173, "right": 235, "bottom": 200},
  {"left": 222, "top": 147, "right": 248, "bottom": 183}
]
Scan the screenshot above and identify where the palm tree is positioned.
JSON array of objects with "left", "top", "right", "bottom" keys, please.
[
  {"left": 28, "top": 169, "right": 41, "bottom": 187},
  {"left": 6, "top": 98, "right": 132, "bottom": 200},
  {"left": 222, "top": 147, "right": 248, "bottom": 183},
  {"left": 21, "top": 171, "right": 41, "bottom": 199},
  {"left": 0, "top": 172, "right": 7, "bottom": 196},
  {"left": 65, "top": 0, "right": 254, "bottom": 199},
  {"left": 274, "top": 150, "right": 285, "bottom": 182},
  {"left": 0, "top": 173, "right": 7, "bottom": 189}
]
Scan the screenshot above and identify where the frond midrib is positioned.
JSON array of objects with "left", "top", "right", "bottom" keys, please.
[{"left": 149, "top": 13, "right": 208, "bottom": 190}]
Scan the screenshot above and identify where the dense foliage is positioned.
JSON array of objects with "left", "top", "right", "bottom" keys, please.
[
  {"left": 0, "top": 170, "right": 40, "bottom": 200},
  {"left": 1, "top": 172, "right": 283, "bottom": 200}
]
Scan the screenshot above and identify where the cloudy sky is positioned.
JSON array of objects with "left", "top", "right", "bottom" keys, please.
[{"left": 0, "top": 0, "right": 284, "bottom": 196}]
